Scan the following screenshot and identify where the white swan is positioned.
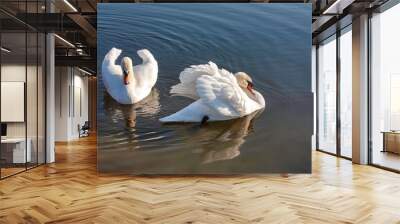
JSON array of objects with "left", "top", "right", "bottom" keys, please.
[
  {"left": 101, "top": 47, "right": 158, "bottom": 104},
  {"left": 160, "top": 62, "right": 265, "bottom": 123}
]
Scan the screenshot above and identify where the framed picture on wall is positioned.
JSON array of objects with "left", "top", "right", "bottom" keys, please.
[{"left": 97, "top": 3, "right": 313, "bottom": 174}]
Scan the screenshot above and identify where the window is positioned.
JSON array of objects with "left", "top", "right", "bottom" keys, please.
[
  {"left": 0, "top": 1, "right": 47, "bottom": 179},
  {"left": 339, "top": 27, "right": 352, "bottom": 158},
  {"left": 370, "top": 3, "right": 400, "bottom": 171},
  {"left": 312, "top": 46, "right": 317, "bottom": 150},
  {"left": 317, "top": 35, "right": 337, "bottom": 154}
]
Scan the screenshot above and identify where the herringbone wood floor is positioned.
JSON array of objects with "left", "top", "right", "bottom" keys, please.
[{"left": 1, "top": 136, "right": 400, "bottom": 224}]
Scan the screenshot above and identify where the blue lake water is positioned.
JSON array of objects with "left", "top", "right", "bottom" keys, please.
[{"left": 97, "top": 3, "right": 313, "bottom": 174}]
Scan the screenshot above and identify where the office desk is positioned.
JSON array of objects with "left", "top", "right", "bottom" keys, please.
[{"left": 1, "top": 138, "right": 31, "bottom": 163}]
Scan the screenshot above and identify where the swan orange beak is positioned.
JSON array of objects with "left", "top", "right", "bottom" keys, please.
[
  {"left": 247, "top": 81, "right": 255, "bottom": 95},
  {"left": 123, "top": 70, "right": 130, "bottom": 85}
]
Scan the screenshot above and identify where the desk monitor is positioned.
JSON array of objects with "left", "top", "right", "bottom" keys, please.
[{"left": 1, "top": 123, "right": 7, "bottom": 137}]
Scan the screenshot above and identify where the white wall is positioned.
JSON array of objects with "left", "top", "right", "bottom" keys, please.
[
  {"left": 1, "top": 65, "right": 25, "bottom": 135},
  {"left": 71, "top": 72, "right": 89, "bottom": 138},
  {"left": 1, "top": 63, "right": 46, "bottom": 164},
  {"left": 54, "top": 67, "right": 89, "bottom": 141},
  {"left": 55, "top": 66, "right": 69, "bottom": 141},
  {"left": 1, "top": 65, "right": 33, "bottom": 138}
]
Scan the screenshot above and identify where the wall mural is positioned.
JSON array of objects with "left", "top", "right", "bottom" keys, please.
[{"left": 97, "top": 3, "right": 312, "bottom": 174}]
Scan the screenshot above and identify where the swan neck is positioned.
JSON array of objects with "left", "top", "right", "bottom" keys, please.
[
  {"left": 254, "top": 91, "right": 265, "bottom": 107},
  {"left": 122, "top": 59, "right": 135, "bottom": 85},
  {"left": 125, "top": 69, "right": 135, "bottom": 85}
]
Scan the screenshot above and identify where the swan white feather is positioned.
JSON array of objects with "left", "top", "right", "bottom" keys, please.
[
  {"left": 160, "top": 62, "right": 265, "bottom": 123},
  {"left": 101, "top": 47, "right": 158, "bottom": 104}
]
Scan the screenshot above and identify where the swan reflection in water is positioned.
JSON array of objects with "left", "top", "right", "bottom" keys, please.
[
  {"left": 165, "top": 109, "right": 263, "bottom": 164},
  {"left": 103, "top": 88, "right": 263, "bottom": 165},
  {"left": 103, "top": 88, "right": 161, "bottom": 128},
  {"left": 196, "top": 110, "right": 263, "bottom": 164}
]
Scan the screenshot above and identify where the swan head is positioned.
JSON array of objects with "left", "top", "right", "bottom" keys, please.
[
  {"left": 121, "top": 57, "right": 134, "bottom": 85},
  {"left": 235, "top": 72, "right": 255, "bottom": 95}
]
